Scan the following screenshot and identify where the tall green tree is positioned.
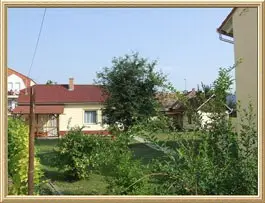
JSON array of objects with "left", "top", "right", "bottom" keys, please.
[{"left": 95, "top": 52, "right": 171, "bottom": 129}]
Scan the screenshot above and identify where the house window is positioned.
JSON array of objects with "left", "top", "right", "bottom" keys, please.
[
  {"left": 8, "top": 82, "right": 13, "bottom": 91},
  {"left": 14, "top": 82, "right": 20, "bottom": 91},
  {"left": 84, "top": 110, "right": 97, "bottom": 124}
]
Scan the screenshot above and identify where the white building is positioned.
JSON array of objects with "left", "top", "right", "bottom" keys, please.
[{"left": 8, "top": 68, "right": 36, "bottom": 114}]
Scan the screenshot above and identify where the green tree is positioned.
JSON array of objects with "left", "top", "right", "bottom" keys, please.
[
  {"left": 46, "top": 80, "right": 57, "bottom": 85},
  {"left": 95, "top": 52, "right": 171, "bottom": 129}
]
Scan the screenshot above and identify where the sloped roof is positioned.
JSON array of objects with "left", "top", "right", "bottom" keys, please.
[
  {"left": 17, "top": 84, "right": 106, "bottom": 104},
  {"left": 217, "top": 8, "right": 237, "bottom": 37},
  {"left": 8, "top": 67, "right": 36, "bottom": 86},
  {"left": 13, "top": 105, "right": 64, "bottom": 114},
  {"left": 156, "top": 90, "right": 196, "bottom": 112}
]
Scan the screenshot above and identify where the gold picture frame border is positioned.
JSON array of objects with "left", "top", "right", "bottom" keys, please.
[{"left": 0, "top": 1, "right": 264, "bottom": 202}]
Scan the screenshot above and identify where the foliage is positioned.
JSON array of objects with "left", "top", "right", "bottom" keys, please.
[
  {"left": 119, "top": 63, "right": 258, "bottom": 195},
  {"left": 8, "top": 117, "right": 43, "bottom": 195},
  {"left": 95, "top": 52, "right": 173, "bottom": 129},
  {"left": 53, "top": 125, "right": 152, "bottom": 194},
  {"left": 237, "top": 102, "right": 258, "bottom": 194},
  {"left": 103, "top": 148, "right": 151, "bottom": 195},
  {"left": 46, "top": 80, "right": 57, "bottom": 85},
  {"left": 53, "top": 127, "right": 112, "bottom": 180},
  {"left": 146, "top": 64, "right": 258, "bottom": 195}
]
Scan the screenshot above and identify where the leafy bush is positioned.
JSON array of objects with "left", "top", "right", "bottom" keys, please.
[
  {"left": 8, "top": 117, "right": 43, "bottom": 195},
  {"left": 237, "top": 102, "right": 258, "bottom": 194},
  {"left": 53, "top": 127, "right": 111, "bottom": 180},
  {"left": 104, "top": 149, "right": 151, "bottom": 195}
]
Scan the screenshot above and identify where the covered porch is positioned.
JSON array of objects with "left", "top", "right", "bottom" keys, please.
[{"left": 12, "top": 105, "right": 64, "bottom": 138}]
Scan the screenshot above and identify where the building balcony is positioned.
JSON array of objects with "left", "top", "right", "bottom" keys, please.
[
  {"left": 8, "top": 90, "right": 20, "bottom": 98},
  {"left": 8, "top": 90, "right": 20, "bottom": 96}
]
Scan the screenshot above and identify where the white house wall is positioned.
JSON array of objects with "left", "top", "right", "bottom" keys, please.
[
  {"left": 8, "top": 74, "right": 26, "bottom": 91},
  {"left": 198, "top": 110, "right": 229, "bottom": 128},
  {"left": 232, "top": 8, "right": 258, "bottom": 126}
]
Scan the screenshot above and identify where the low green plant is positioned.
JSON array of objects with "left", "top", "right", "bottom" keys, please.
[
  {"left": 237, "top": 102, "right": 258, "bottom": 195},
  {"left": 53, "top": 127, "right": 111, "bottom": 180},
  {"left": 104, "top": 149, "right": 151, "bottom": 195}
]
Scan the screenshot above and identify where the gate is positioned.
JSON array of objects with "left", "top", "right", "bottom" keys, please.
[{"left": 37, "top": 114, "right": 58, "bottom": 137}]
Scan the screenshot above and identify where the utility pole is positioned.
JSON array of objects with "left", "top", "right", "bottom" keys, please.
[{"left": 28, "top": 86, "right": 36, "bottom": 195}]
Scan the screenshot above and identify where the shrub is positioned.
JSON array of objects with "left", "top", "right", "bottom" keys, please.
[
  {"left": 53, "top": 127, "right": 111, "bottom": 180},
  {"left": 8, "top": 117, "right": 43, "bottom": 195},
  {"left": 103, "top": 146, "right": 151, "bottom": 195},
  {"left": 237, "top": 102, "right": 258, "bottom": 195}
]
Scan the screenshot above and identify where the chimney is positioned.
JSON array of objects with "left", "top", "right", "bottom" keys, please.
[{"left": 69, "top": 78, "right": 74, "bottom": 91}]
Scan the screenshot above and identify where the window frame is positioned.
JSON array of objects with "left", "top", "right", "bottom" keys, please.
[
  {"left": 83, "top": 110, "right": 98, "bottom": 124},
  {"left": 8, "top": 82, "right": 13, "bottom": 91},
  {"left": 14, "top": 82, "right": 21, "bottom": 91}
]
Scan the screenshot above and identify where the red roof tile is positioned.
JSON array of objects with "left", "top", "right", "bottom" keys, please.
[
  {"left": 18, "top": 85, "right": 106, "bottom": 104},
  {"left": 13, "top": 105, "right": 64, "bottom": 114}
]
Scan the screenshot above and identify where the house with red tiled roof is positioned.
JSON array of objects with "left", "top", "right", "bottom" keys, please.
[
  {"left": 8, "top": 68, "right": 36, "bottom": 114},
  {"left": 13, "top": 78, "right": 108, "bottom": 137}
]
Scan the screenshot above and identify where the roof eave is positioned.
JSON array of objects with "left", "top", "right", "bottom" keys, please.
[
  {"left": 217, "top": 8, "right": 237, "bottom": 38},
  {"left": 8, "top": 67, "right": 37, "bottom": 84}
]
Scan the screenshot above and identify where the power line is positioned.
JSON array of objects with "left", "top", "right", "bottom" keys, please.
[
  {"left": 27, "top": 8, "right": 47, "bottom": 78},
  {"left": 27, "top": 9, "right": 47, "bottom": 194}
]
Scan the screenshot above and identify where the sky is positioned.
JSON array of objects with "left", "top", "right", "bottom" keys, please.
[{"left": 8, "top": 8, "right": 235, "bottom": 92}]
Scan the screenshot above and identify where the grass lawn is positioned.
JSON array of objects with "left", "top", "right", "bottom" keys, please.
[
  {"left": 35, "top": 139, "right": 108, "bottom": 195},
  {"left": 143, "top": 131, "right": 202, "bottom": 149},
  {"left": 35, "top": 138, "right": 164, "bottom": 195}
]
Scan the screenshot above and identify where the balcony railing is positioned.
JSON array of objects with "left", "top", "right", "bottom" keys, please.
[{"left": 8, "top": 90, "right": 20, "bottom": 96}]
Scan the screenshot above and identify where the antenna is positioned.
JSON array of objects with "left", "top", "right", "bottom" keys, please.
[{"left": 184, "top": 78, "right": 187, "bottom": 91}]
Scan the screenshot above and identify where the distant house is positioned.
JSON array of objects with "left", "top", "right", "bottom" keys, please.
[
  {"left": 8, "top": 68, "right": 36, "bottom": 115},
  {"left": 217, "top": 7, "right": 258, "bottom": 128},
  {"left": 13, "top": 78, "right": 108, "bottom": 137},
  {"left": 157, "top": 89, "right": 235, "bottom": 130},
  {"left": 156, "top": 88, "right": 197, "bottom": 129}
]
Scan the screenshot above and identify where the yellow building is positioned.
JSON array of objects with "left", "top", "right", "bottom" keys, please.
[{"left": 217, "top": 8, "right": 258, "bottom": 128}]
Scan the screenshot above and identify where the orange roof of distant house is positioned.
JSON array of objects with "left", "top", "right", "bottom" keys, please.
[{"left": 8, "top": 67, "right": 36, "bottom": 87}]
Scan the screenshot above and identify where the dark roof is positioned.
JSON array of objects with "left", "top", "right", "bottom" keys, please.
[
  {"left": 17, "top": 84, "right": 106, "bottom": 104},
  {"left": 156, "top": 89, "right": 197, "bottom": 112},
  {"left": 216, "top": 8, "right": 237, "bottom": 37},
  {"left": 13, "top": 105, "right": 64, "bottom": 114}
]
